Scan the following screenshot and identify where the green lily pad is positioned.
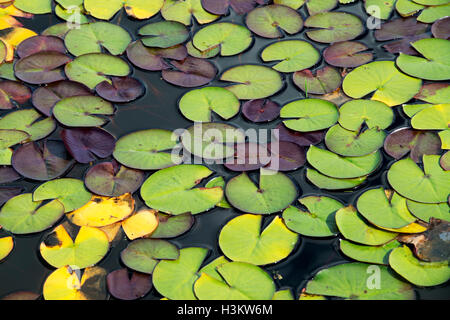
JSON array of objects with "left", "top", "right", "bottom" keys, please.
[
  {"left": 185, "top": 41, "right": 220, "bottom": 59},
  {"left": 305, "top": 0, "right": 338, "bottom": 15},
  {"left": 293, "top": 66, "right": 342, "bottom": 95},
  {"left": 149, "top": 212, "right": 194, "bottom": 239},
  {"left": 153, "top": 247, "right": 208, "bottom": 300},
  {"left": 306, "top": 168, "right": 367, "bottom": 190},
  {"left": 338, "top": 100, "right": 394, "bottom": 131},
  {"left": 40, "top": 223, "right": 109, "bottom": 269},
  {"left": 205, "top": 177, "right": 231, "bottom": 208},
  {"left": 396, "top": 0, "right": 450, "bottom": 24},
  {"left": 335, "top": 206, "right": 398, "bottom": 245},
  {"left": 357, "top": 188, "right": 417, "bottom": 229},
  {"left": 140, "top": 165, "right": 223, "bottom": 215},
  {"left": 305, "top": 262, "right": 415, "bottom": 299},
  {"left": 307, "top": 146, "right": 382, "bottom": 179},
  {"left": 406, "top": 200, "right": 450, "bottom": 222},
  {"left": 121, "top": 239, "right": 180, "bottom": 274},
  {"left": 283, "top": 196, "right": 344, "bottom": 237},
  {"left": 219, "top": 214, "right": 298, "bottom": 265},
  {"left": 246, "top": 5, "right": 303, "bottom": 38},
  {"left": 272, "top": 288, "right": 294, "bottom": 300},
  {"left": 65, "top": 53, "right": 131, "bottom": 90},
  {"left": 220, "top": 65, "right": 283, "bottom": 100},
  {"left": 192, "top": 23, "right": 253, "bottom": 57},
  {"left": 387, "top": 155, "right": 450, "bottom": 203},
  {"left": 340, "top": 239, "right": 402, "bottom": 265},
  {"left": 179, "top": 87, "right": 240, "bottom": 122},
  {"left": 225, "top": 169, "right": 297, "bottom": 215},
  {"left": 280, "top": 99, "right": 339, "bottom": 132},
  {"left": 411, "top": 104, "right": 450, "bottom": 130},
  {"left": 439, "top": 129, "right": 450, "bottom": 149},
  {"left": 402, "top": 103, "right": 434, "bottom": 118},
  {"left": 0, "top": 109, "right": 55, "bottom": 141},
  {"left": 0, "top": 129, "right": 29, "bottom": 165},
  {"left": 415, "top": 83, "right": 450, "bottom": 104},
  {"left": 389, "top": 245, "right": 450, "bottom": 286},
  {"left": 33, "top": 178, "right": 92, "bottom": 213},
  {"left": 194, "top": 261, "right": 276, "bottom": 300},
  {"left": 365, "top": 0, "right": 396, "bottom": 19},
  {"left": 342, "top": 61, "right": 422, "bottom": 107},
  {"left": 261, "top": 40, "right": 319, "bottom": 73},
  {"left": 113, "top": 129, "right": 181, "bottom": 170},
  {"left": 64, "top": 22, "right": 132, "bottom": 57},
  {"left": 161, "top": 0, "right": 219, "bottom": 25},
  {"left": 54, "top": 4, "right": 90, "bottom": 25},
  {"left": 397, "top": 38, "right": 450, "bottom": 81},
  {"left": 84, "top": 0, "right": 164, "bottom": 20},
  {"left": 139, "top": 21, "right": 189, "bottom": 49},
  {"left": 14, "top": 0, "right": 52, "bottom": 14},
  {"left": 304, "top": 12, "right": 364, "bottom": 43},
  {"left": 0, "top": 193, "right": 65, "bottom": 235}
]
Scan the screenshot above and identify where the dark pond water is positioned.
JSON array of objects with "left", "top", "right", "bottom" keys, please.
[{"left": 0, "top": 2, "right": 448, "bottom": 300}]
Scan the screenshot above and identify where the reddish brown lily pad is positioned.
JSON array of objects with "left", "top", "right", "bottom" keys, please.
[
  {"left": 0, "top": 80, "right": 31, "bottom": 109},
  {"left": 0, "top": 186, "right": 23, "bottom": 206},
  {"left": 242, "top": 99, "right": 280, "bottom": 123},
  {"left": 16, "top": 35, "right": 66, "bottom": 59},
  {"left": 293, "top": 66, "right": 342, "bottom": 95},
  {"left": 202, "top": 0, "right": 266, "bottom": 15},
  {"left": 323, "top": 42, "right": 373, "bottom": 68},
  {"left": 224, "top": 142, "right": 271, "bottom": 171},
  {"left": 274, "top": 123, "right": 325, "bottom": 147},
  {"left": 95, "top": 77, "right": 145, "bottom": 103},
  {"left": 0, "top": 166, "right": 20, "bottom": 184},
  {"left": 1, "top": 291, "right": 40, "bottom": 300},
  {"left": 266, "top": 141, "right": 306, "bottom": 171},
  {"left": 61, "top": 127, "right": 116, "bottom": 164},
  {"left": 107, "top": 268, "right": 152, "bottom": 300},
  {"left": 414, "top": 83, "right": 449, "bottom": 104},
  {"left": 432, "top": 17, "right": 450, "bottom": 40},
  {"left": 162, "top": 57, "right": 216, "bottom": 88},
  {"left": 14, "top": 52, "right": 70, "bottom": 84}
]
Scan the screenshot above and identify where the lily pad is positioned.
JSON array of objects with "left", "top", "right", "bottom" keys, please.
[
  {"left": 415, "top": 83, "right": 450, "bottom": 104},
  {"left": 281, "top": 99, "right": 339, "bottom": 132},
  {"left": 14, "top": 52, "right": 70, "bottom": 85},
  {"left": 407, "top": 200, "right": 450, "bottom": 222},
  {"left": 64, "top": 22, "right": 132, "bottom": 57},
  {"left": 266, "top": 141, "right": 306, "bottom": 171},
  {"left": 0, "top": 193, "right": 64, "bottom": 234},
  {"left": 305, "top": 262, "right": 415, "bottom": 300},
  {"left": 246, "top": 5, "right": 303, "bottom": 38},
  {"left": 179, "top": 87, "right": 240, "bottom": 122},
  {"left": 432, "top": 16, "right": 450, "bottom": 39},
  {"left": 113, "top": 129, "right": 181, "bottom": 170},
  {"left": 39, "top": 223, "right": 109, "bottom": 269},
  {"left": 0, "top": 80, "right": 30, "bottom": 109},
  {"left": 225, "top": 168, "right": 297, "bottom": 214},
  {"left": 335, "top": 206, "right": 398, "bottom": 245},
  {"left": 342, "top": 61, "right": 422, "bottom": 107},
  {"left": 107, "top": 268, "right": 152, "bottom": 300},
  {"left": 219, "top": 214, "right": 298, "bottom": 265},
  {"left": 95, "top": 77, "right": 144, "bottom": 103},
  {"left": 242, "top": 99, "right": 280, "bottom": 122},
  {"left": 264, "top": 41, "right": 319, "bottom": 74},
  {"left": 0, "top": 129, "right": 29, "bottom": 165},
  {"left": 389, "top": 245, "right": 450, "bottom": 287},
  {"left": 339, "top": 100, "right": 394, "bottom": 132},
  {"left": 205, "top": 177, "right": 231, "bottom": 208},
  {"left": 185, "top": 41, "right": 220, "bottom": 59},
  {"left": 139, "top": 21, "right": 189, "bottom": 49},
  {"left": 283, "top": 196, "right": 344, "bottom": 237},
  {"left": 223, "top": 142, "right": 271, "bottom": 171},
  {"left": 122, "top": 209, "right": 159, "bottom": 240},
  {"left": 192, "top": 23, "right": 253, "bottom": 57},
  {"left": 387, "top": 155, "right": 450, "bottom": 203},
  {"left": 161, "top": 0, "right": 219, "bottom": 26},
  {"left": 0, "top": 109, "right": 55, "bottom": 141},
  {"left": 61, "top": 127, "right": 116, "bottom": 164},
  {"left": 323, "top": 41, "right": 373, "bottom": 68},
  {"left": 65, "top": 53, "right": 131, "bottom": 90},
  {"left": 162, "top": 57, "right": 217, "bottom": 88},
  {"left": 0, "top": 187, "right": 23, "bottom": 207},
  {"left": 411, "top": 104, "right": 450, "bottom": 130},
  {"left": 365, "top": 0, "right": 397, "bottom": 20},
  {"left": 13, "top": 0, "right": 52, "bottom": 14},
  {"left": 11, "top": 141, "right": 74, "bottom": 181},
  {"left": 306, "top": 168, "right": 367, "bottom": 190},
  {"left": 221, "top": 65, "right": 283, "bottom": 100},
  {"left": 274, "top": 123, "right": 325, "bottom": 147},
  {"left": 293, "top": 67, "right": 342, "bottom": 95},
  {"left": 304, "top": 12, "right": 363, "bottom": 43},
  {"left": 0, "top": 166, "right": 21, "bottom": 184},
  {"left": 396, "top": 0, "right": 450, "bottom": 24},
  {"left": 149, "top": 212, "right": 194, "bottom": 239},
  {"left": 141, "top": 165, "right": 223, "bottom": 215},
  {"left": 84, "top": 0, "right": 164, "bottom": 20},
  {"left": 340, "top": 239, "right": 402, "bottom": 265},
  {"left": 201, "top": 0, "right": 266, "bottom": 15},
  {"left": 0, "top": 236, "right": 13, "bottom": 261}
]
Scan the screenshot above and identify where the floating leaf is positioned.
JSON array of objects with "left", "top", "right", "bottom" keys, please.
[
  {"left": 0, "top": 186, "right": 23, "bottom": 207},
  {"left": 205, "top": 177, "right": 231, "bottom": 208},
  {"left": 365, "top": 0, "right": 397, "bottom": 19},
  {"left": 95, "top": 77, "right": 144, "bottom": 103},
  {"left": 43, "top": 266, "right": 107, "bottom": 300},
  {"left": 219, "top": 214, "right": 298, "bottom": 265},
  {"left": 396, "top": 0, "right": 450, "bottom": 24},
  {"left": 432, "top": 16, "right": 450, "bottom": 39},
  {"left": 162, "top": 57, "right": 217, "bottom": 88},
  {"left": 224, "top": 142, "right": 271, "bottom": 171},
  {"left": 305, "top": 0, "right": 337, "bottom": 15},
  {"left": 179, "top": 87, "right": 240, "bottom": 122},
  {"left": 283, "top": 196, "right": 344, "bottom": 237},
  {"left": 0, "top": 129, "right": 29, "bottom": 165},
  {"left": 242, "top": 99, "right": 280, "bottom": 122},
  {"left": 305, "top": 263, "right": 414, "bottom": 299},
  {"left": 338, "top": 100, "right": 394, "bottom": 131},
  {"left": 221, "top": 65, "right": 283, "bottom": 100},
  {"left": 304, "top": 12, "right": 363, "bottom": 43},
  {"left": 16, "top": 35, "right": 66, "bottom": 59},
  {"left": 141, "top": 165, "right": 223, "bottom": 215},
  {"left": 11, "top": 141, "right": 74, "bottom": 181},
  {"left": 0, "top": 109, "right": 55, "bottom": 141},
  {"left": 122, "top": 209, "right": 159, "bottom": 240},
  {"left": 149, "top": 212, "right": 194, "bottom": 239},
  {"left": 185, "top": 40, "right": 220, "bottom": 59},
  {"left": 389, "top": 245, "right": 450, "bottom": 287},
  {"left": 0, "top": 236, "right": 13, "bottom": 261},
  {"left": 14, "top": 52, "right": 70, "bottom": 85},
  {"left": 84, "top": 0, "right": 164, "bottom": 20},
  {"left": 67, "top": 193, "right": 135, "bottom": 227},
  {"left": 0, "top": 193, "right": 64, "bottom": 234},
  {"left": 201, "top": 0, "right": 266, "bottom": 15},
  {"left": 274, "top": 124, "right": 325, "bottom": 147},
  {"left": 0, "top": 166, "right": 20, "bottom": 184},
  {"left": 113, "top": 129, "right": 180, "bottom": 170},
  {"left": 342, "top": 61, "right": 422, "bottom": 107},
  {"left": 107, "top": 269, "right": 152, "bottom": 300},
  {"left": 306, "top": 168, "right": 367, "bottom": 190},
  {"left": 40, "top": 223, "right": 109, "bottom": 268},
  {"left": 225, "top": 168, "right": 297, "bottom": 214},
  {"left": 387, "top": 155, "right": 450, "bottom": 203},
  {"left": 281, "top": 99, "right": 339, "bottom": 132},
  {"left": 266, "top": 141, "right": 306, "bottom": 171},
  {"left": 64, "top": 22, "right": 132, "bottom": 57},
  {"left": 139, "top": 21, "right": 189, "bottom": 49},
  {"left": 415, "top": 83, "right": 450, "bottom": 104},
  {"left": 272, "top": 289, "right": 294, "bottom": 300},
  {"left": 246, "top": 5, "right": 303, "bottom": 38},
  {"left": 1, "top": 291, "right": 39, "bottom": 300},
  {"left": 0, "top": 27, "right": 37, "bottom": 62},
  {"left": 161, "top": 0, "right": 219, "bottom": 25},
  {"left": 61, "top": 127, "right": 116, "bottom": 164},
  {"left": 293, "top": 66, "right": 342, "bottom": 95},
  {"left": 323, "top": 41, "right": 373, "bottom": 68},
  {"left": 41, "top": 23, "right": 71, "bottom": 39},
  {"left": 411, "top": 104, "right": 450, "bottom": 130},
  {"left": 340, "top": 239, "right": 402, "bottom": 265},
  {"left": 13, "top": 0, "right": 52, "bottom": 14},
  {"left": 407, "top": 201, "right": 450, "bottom": 222},
  {"left": 126, "top": 41, "right": 188, "bottom": 71}
]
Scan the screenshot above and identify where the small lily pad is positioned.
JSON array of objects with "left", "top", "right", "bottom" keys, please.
[
  {"left": 0, "top": 109, "right": 55, "bottom": 141},
  {"left": 149, "top": 212, "right": 195, "bottom": 239},
  {"left": 14, "top": 52, "right": 70, "bottom": 85},
  {"left": 139, "top": 21, "right": 189, "bottom": 49},
  {"left": 293, "top": 66, "right": 342, "bottom": 95},
  {"left": 304, "top": 12, "right": 364, "bottom": 43},
  {"left": 323, "top": 41, "right": 373, "bottom": 68},
  {"left": 201, "top": 0, "right": 266, "bottom": 15},
  {"left": 126, "top": 41, "right": 188, "bottom": 71},
  {"left": 306, "top": 168, "right": 367, "bottom": 190},
  {"left": 122, "top": 209, "right": 159, "bottom": 240},
  {"left": 242, "top": 99, "right": 280, "bottom": 122},
  {"left": 162, "top": 57, "right": 217, "bottom": 88},
  {"left": 107, "top": 268, "right": 152, "bottom": 300},
  {"left": 95, "top": 77, "right": 144, "bottom": 103},
  {"left": 340, "top": 239, "right": 402, "bottom": 265}
]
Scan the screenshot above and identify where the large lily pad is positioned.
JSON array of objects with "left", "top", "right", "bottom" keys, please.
[
  {"left": 161, "top": 0, "right": 219, "bottom": 26},
  {"left": 324, "top": 41, "right": 373, "bottom": 68},
  {"left": 219, "top": 214, "right": 298, "bottom": 265},
  {"left": 339, "top": 100, "right": 394, "bottom": 132},
  {"left": 14, "top": 52, "right": 70, "bottom": 85},
  {"left": 304, "top": 12, "right": 364, "bottom": 43}
]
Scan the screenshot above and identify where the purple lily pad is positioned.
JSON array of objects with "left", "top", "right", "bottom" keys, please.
[
  {"left": 126, "top": 41, "right": 187, "bottom": 71},
  {"left": 384, "top": 128, "right": 441, "bottom": 163},
  {"left": 293, "top": 66, "right": 342, "bottom": 95},
  {"left": 224, "top": 142, "right": 271, "bottom": 171},
  {"left": 274, "top": 123, "right": 325, "bottom": 147},
  {"left": 11, "top": 140, "right": 74, "bottom": 181},
  {"left": 106, "top": 268, "right": 152, "bottom": 301},
  {"left": 16, "top": 35, "right": 66, "bottom": 59},
  {"left": 309, "top": 88, "right": 352, "bottom": 107},
  {"left": 95, "top": 77, "right": 145, "bottom": 103},
  {"left": 0, "top": 166, "right": 21, "bottom": 184},
  {"left": 201, "top": 0, "right": 266, "bottom": 15},
  {"left": 32, "top": 80, "right": 92, "bottom": 116},
  {"left": 432, "top": 17, "right": 450, "bottom": 40},
  {"left": 162, "top": 57, "right": 216, "bottom": 88},
  {"left": 61, "top": 127, "right": 116, "bottom": 164},
  {"left": 14, "top": 51, "right": 70, "bottom": 85},
  {"left": 0, "top": 80, "right": 31, "bottom": 109},
  {"left": 266, "top": 141, "right": 306, "bottom": 171},
  {"left": 85, "top": 160, "right": 145, "bottom": 197},
  {"left": 323, "top": 42, "right": 373, "bottom": 68},
  {"left": 242, "top": 99, "right": 280, "bottom": 123},
  {"left": 0, "top": 186, "right": 23, "bottom": 206}
]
